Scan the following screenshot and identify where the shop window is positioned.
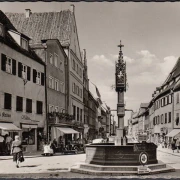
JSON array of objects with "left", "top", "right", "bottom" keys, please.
[
  {"left": 4, "top": 93, "right": 11, "bottom": 110},
  {"left": 22, "top": 129, "right": 35, "bottom": 145},
  {"left": 1, "top": 54, "right": 16, "bottom": 75},
  {"left": 169, "top": 112, "right": 171, "bottom": 123},
  {"left": 16, "top": 96, "right": 23, "bottom": 112},
  {"left": 36, "top": 101, "right": 43, "bottom": 114},
  {"left": 26, "top": 99, "right": 32, "bottom": 113}
]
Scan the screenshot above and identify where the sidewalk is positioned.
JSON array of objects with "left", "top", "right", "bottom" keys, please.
[{"left": 157, "top": 146, "right": 180, "bottom": 157}]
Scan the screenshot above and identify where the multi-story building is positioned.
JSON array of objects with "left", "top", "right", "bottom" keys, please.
[
  {"left": 0, "top": 11, "right": 46, "bottom": 152},
  {"left": 148, "top": 57, "right": 180, "bottom": 145},
  {"left": 6, "top": 6, "right": 84, "bottom": 141},
  {"left": 83, "top": 49, "right": 89, "bottom": 140}
]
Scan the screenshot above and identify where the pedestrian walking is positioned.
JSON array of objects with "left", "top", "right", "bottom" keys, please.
[
  {"left": 11, "top": 136, "right": 24, "bottom": 168},
  {"left": 171, "top": 139, "right": 176, "bottom": 153},
  {"left": 176, "top": 138, "right": 180, "bottom": 153},
  {"left": 5, "top": 134, "right": 12, "bottom": 155},
  {"left": 0, "top": 132, "right": 4, "bottom": 154}
]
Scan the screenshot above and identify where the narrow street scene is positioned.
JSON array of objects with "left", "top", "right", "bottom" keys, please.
[{"left": 0, "top": 1, "right": 180, "bottom": 179}]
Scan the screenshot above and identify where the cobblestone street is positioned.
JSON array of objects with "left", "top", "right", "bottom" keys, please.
[{"left": 0, "top": 147, "right": 179, "bottom": 178}]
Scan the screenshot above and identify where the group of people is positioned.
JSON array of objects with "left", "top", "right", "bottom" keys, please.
[
  {"left": 171, "top": 138, "right": 180, "bottom": 153},
  {"left": 42, "top": 139, "right": 58, "bottom": 156},
  {"left": 0, "top": 133, "right": 13, "bottom": 155}
]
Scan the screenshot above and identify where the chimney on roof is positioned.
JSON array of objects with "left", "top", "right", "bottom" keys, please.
[
  {"left": 70, "top": 4, "right": 75, "bottom": 14},
  {"left": 25, "top": 9, "right": 31, "bottom": 18}
]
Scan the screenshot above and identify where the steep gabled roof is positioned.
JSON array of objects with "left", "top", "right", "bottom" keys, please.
[
  {"left": 0, "top": 10, "right": 44, "bottom": 65},
  {"left": 5, "top": 11, "right": 72, "bottom": 46},
  {"left": 163, "top": 57, "right": 180, "bottom": 85}
]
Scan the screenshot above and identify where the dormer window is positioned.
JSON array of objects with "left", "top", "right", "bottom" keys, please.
[
  {"left": 0, "top": 23, "right": 4, "bottom": 37},
  {"left": 21, "top": 37, "right": 28, "bottom": 50}
]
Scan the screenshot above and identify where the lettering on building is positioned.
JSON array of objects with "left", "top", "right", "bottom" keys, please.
[{"left": 21, "top": 115, "right": 31, "bottom": 120}]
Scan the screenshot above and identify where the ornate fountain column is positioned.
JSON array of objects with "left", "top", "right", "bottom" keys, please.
[{"left": 115, "top": 41, "right": 127, "bottom": 146}]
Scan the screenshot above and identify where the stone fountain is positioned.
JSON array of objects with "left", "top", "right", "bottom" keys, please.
[{"left": 70, "top": 41, "right": 175, "bottom": 176}]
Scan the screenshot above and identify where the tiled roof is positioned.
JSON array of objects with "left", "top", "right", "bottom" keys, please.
[
  {"left": 5, "top": 11, "right": 72, "bottom": 45},
  {"left": 0, "top": 10, "right": 16, "bottom": 31},
  {"left": 0, "top": 10, "right": 44, "bottom": 65},
  {"left": 163, "top": 57, "right": 180, "bottom": 85}
]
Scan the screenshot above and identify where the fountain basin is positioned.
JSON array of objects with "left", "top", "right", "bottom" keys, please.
[{"left": 85, "top": 142, "right": 157, "bottom": 166}]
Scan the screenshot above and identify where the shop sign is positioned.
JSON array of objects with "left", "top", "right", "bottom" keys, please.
[
  {"left": 21, "top": 115, "right": 31, "bottom": 120},
  {"left": 0, "top": 112, "right": 11, "bottom": 118}
]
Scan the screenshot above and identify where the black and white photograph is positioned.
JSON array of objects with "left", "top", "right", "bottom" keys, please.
[{"left": 0, "top": 1, "right": 180, "bottom": 178}]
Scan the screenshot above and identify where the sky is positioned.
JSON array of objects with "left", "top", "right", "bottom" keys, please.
[{"left": 1, "top": 2, "right": 180, "bottom": 125}]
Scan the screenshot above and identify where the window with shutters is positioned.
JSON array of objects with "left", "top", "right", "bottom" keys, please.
[
  {"left": 16, "top": 96, "right": 23, "bottom": 112},
  {"left": 169, "top": 112, "right": 171, "bottom": 123},
  {"left": 33, "top": 69, "right": 44, "bottom": 86},
  {"left": 1, "top": 54, "right": 16, "bottom": 75},
  {"left": 49, "top": 76, "right": 54, "bottom": 89},
  {"left": 18, "top": 62, "right": 30, "bottom": 81},
  {"left": 55, "top": 79, "right": 59, "bottom": 91},
  {"left": 161, "top": 114, "right": 164, "bottom": 124},
  {"left": 73, "top": 105, "right": 76, "bottom": 120},
  {"left": 165, "top": 113, "right": 167, "bottom": 123},
  {"left": 26, "top": 99, "right": 32, "bottom": 113},
  {"left": 80, "top": 109, "right": 82, "bottom": 122},
  {"left": 4, "top": 93, "right": 11, "bottom": 110},
  {"left": 77, "top": 107, "right": 79, "bottom": 121},
  {"left": 36, "top": 101, "right": 43, "bottom": 114}
]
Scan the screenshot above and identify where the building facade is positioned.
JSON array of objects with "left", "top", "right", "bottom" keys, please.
[{"left": 0, "top": 11, "right": 46, "bottom": 152}]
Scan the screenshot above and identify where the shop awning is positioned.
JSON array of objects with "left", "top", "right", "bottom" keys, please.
[
  {"left": 22, "top": 124, "right": 37, "bottom": 129},
  {"left": 0, "top": 123, "right": 21, "bottom": 131},
  {"left": 56, "top": 127, "right": 79, "bottom": 134},
  {"left": 166, "top": 129, "right": 180, "bottom": 137}
]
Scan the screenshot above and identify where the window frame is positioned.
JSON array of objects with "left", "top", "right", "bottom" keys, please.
[
  {"left": 49, "top": 76, "right": 54, "bottom": 89},
  {"left": 54, "top": 79, "right": 59, "bottom": 91},
  {"left": 26, "top": 98, "right": 32, "bottom": 113},
  {"left": 16, "top": 96, "right": 23, "bottom": 112},
  {"left": 54, "top": 53, "right": 58, "bottom": 68},
  {"left": 49, "top": 53, "right": 53, "bottom": 65},
  {"left": 4, "top": 93, "right": 12, "bottom": 110}
]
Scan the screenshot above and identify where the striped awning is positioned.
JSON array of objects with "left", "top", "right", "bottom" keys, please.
[
  {"left": 56, "top": 127, "right": 79, "bottom": 134},
  {"left": 0, "top": 123, "right": 21, "bottom": 131}
]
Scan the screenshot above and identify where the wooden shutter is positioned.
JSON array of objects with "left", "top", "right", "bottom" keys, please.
[
  {"left": 27, "top": 66, "right": 31, "bottom": 81},
  {"left": 18, "top": 62, "right": 22, "bottom": 77},
  {"left": 1, "top": 53, "right": 6, "bottom": 71},
  {"left": 41, "top": 72, "right": 44, "bottom": 86},
  {"left": 33, "top": 69, "right": 37, "bottom": 83},
  {"left": 12, "top": 59, "right": 16, "bottom": 75}
]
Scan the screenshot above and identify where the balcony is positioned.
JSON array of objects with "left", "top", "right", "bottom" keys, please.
[{"left": 48, "top": 112, "right": 84, "bottom": 128}]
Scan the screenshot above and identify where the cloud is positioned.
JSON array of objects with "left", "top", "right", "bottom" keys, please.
[{"left": 88, "top": 51, "right": 178, "bottom": 123}]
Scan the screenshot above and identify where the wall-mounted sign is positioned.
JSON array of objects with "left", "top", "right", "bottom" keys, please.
[
  {"left": 21, "top": 115, "right": 31, "bottom": 120},
  {"left": 0, "top": 112, "right": 11, "bottom": 118}
]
